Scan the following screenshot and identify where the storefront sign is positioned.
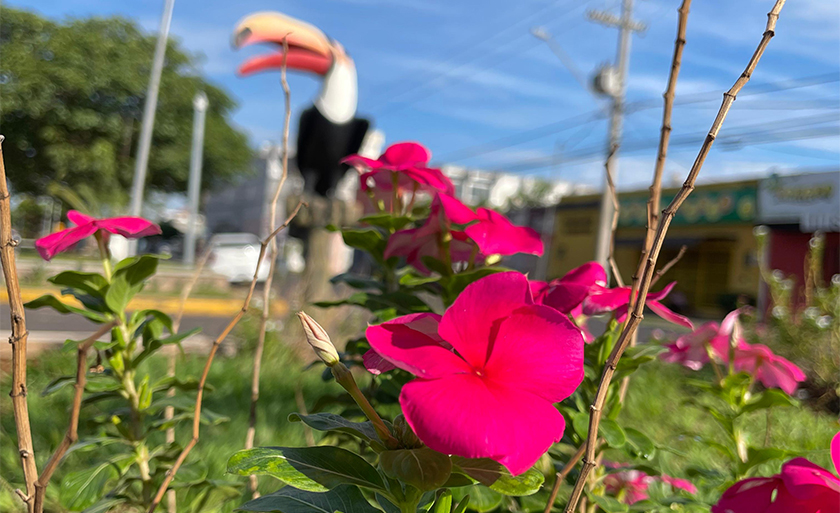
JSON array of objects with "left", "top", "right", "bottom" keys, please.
[
  {"left": 758, "top": 172, "right": 840, "bottom": 232},
  {"left": 618, "top": 186, "right": 757, "bottom": 227}
]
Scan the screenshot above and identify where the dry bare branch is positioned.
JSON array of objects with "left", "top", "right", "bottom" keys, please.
[
  {"left": 0, "top": 135, "right": 39, "bottom": 510},
  {"left": 245, "top": 35, "right": 292, "bottom": 498},
  {"left": 147, "top": 199, "right": 306, "bottom": 513},
  {"left": 650, "top": 244, "right": 687, "bottom": 286},
  {"left": 32, "top": 321, "right": 117, "bottom": 511},
  {"left": 564, "top": 2, "right": 786, "bottom": 511}
]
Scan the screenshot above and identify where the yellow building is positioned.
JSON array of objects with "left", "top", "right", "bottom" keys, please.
[{"left": 547, "top": 179, "right": 760, "bottom": 317}]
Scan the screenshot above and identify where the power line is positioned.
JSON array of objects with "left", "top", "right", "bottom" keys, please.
[
  {"left": 369, "top": 0, "right": 595, "bottom": 116},
  {"left": 437, "top": 72, "right": 840, "bottom": 163},
  {"left": 494, "top": 113, "right": 839, "bottom": 172}
]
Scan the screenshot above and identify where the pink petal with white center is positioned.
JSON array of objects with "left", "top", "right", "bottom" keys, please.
[
  {"left": 483, "top": 306, "right": 584, "bottom": 403},
  {"left": 97, "top": 217, "right": 161, "bottom": 239},
  {"left": 400, "top": 372, "right": 566, "bottom": 475},
  {"left": 365, "top": 322, "right": 469, "bottom": 379},
  {"left": 438, "top": 271, "right": 532, "bottom": 368},
  {"left": 34, "top": 224, "right": 98, "bottom": 261}
]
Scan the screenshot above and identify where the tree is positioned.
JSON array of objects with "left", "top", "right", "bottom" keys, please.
[{"left": 0, "top": 8, "right": 253, "bottom": 211}]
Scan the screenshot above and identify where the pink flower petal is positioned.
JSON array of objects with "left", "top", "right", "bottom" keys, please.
[
  {"left": 366, "top": 320, "right": 470, "bottom": 379},
  {"left": 34, "top": 224, "right": 98, "bottom": 261},
  {"left": 465, "top": 208, "right": 543, "bottom": 256},
  {"left": 343, "top": 154, "right": 385, "bottom": 170},
  {"left": 381, "top": 142, "right": 431, "bottom": 168},
  {"left": 721, "top": 309, "right": 742, "bottom": 335},
  {"left": 561, "top": 262, "right": 607, "bottom": 287},
  {"left": 781, "top": 457, "right": 840, "bottom": 499},
  {"left": 66, "top": 210, "right": 94, "bottom": 226},
  {"left": 647, "top": 300, "right": 694, "bottom": 329},
  {"left": 647, "top": 281, "right": 677, "bottom": 301},
  {"left": 363, "top": 349, "right": 396, "bottom": 375},
  {"left": 400, "top": 373, "right": 566, "bottom": 475},
  {"left": 435, "top": 194, "right": 478, "bottom": 225},
  {"left": 543, "top": 282, "right": 593, "bottom": 315},
  {"left": 582, "top": 285, "right": 632, "bottom": 314},
  {"left": 96, "top": 217, "right": 161, "bottom": 239},
  {"left": 711, "top": 476, "right": 780, "bottom": 513},
  {"left": 832, "top": 432, "right": 840, "bottom": 475},
  {"left": 529, "top": 280, "right": 549, "bottom": 302},
  {"left": 438, "top": 271, "right": 532, "bottom": 368},
  {"left": 483, "top": 306, "right": 584, "bottom": 403},
  {"left": 661, "top": 475, "right": 698, "bottom": 494}
]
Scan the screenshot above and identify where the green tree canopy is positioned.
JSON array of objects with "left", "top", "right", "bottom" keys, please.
[{"left": 0, "top": 8, "right": 252, "bottom": 211}]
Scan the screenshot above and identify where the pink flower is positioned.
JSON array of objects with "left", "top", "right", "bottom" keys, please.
[
  {"left": 582, "top": 281, "right": 694, "bottom": 329},
  {"left": 661, "top": 475, "right": 699, "bottom": 494},
  {"left": 732, "top": 343, "right": 806, "bottom": 395},
  {"left": 464, "top": 207, "right": 544, "bottom": 257},
  {"left": 365, "top": 272, "right": 584, "bottom": 475},
  {"left": 604, "top": 464, "right": 697, "bottom": 504},
  {"left": 384, "top": 194, "right": 479, "bottom": 275},
  {"left": 533, "top": 262, "right": 608, "bottom": 316},
  {"left": 35, "top": 211, "right": 161, "bottom": 261},
  {"left": 713, "top": 432, "right": 840, "bottom": 513},
  {"left": 661, "top": 309, "right": 741, "bottom": 370},
  {"left": 604, "top": 468, "right": 651, "bottom": 504},
  {"left": 342, "top": 142, "right": 455, "bottom": 196}
]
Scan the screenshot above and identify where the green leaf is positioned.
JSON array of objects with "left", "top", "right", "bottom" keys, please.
[
  {"left": 133, "top": 327, "right": 200, "bottom": 367},
  {"left": 571, "top": 412, "right": 590, "bottom": 442},
  {"left": 741, "top": 389, "right": 796, "bottom": 415},
  {"left": 238, "top": 485, "right": 382, "bottom": 513},
  {"left": 288, "top": 412, "right": 379, "bottom": 442},
  {"left": 431, "top": 490, "right": 453, "bottom": 513},
  {"left": 451, "top": 485, "right": 502, "bottom": 513},
  {"left": 81, "top": 497, "right": 130, "bottom": 513},
  {"left": 105, "top": 254, "right": 160, "bottom": 314},
  {"left": 227, "top": 446, "right": 385, "bottom": 492},
  {"left": 49, "top": 270, "right": 108, "bottom": 296},
  {"left": 623, "top": 428, "right": 655, "bottom": 460},
  {"left": 25, "top": 294, "right": 109, "bottom": 323},
  {"left": 359, "top": 213, "right": 414, "bottom": 232},
  {"left": 451, "top": 457, "right": 544, "bottom": 496},
  {"left": 59, "top": 461, "right": 118, "bottom": 511},
  {"left": 600, "top": 419, "right": 627, "bottom": 448},
  {"left": 452, "top": 495, "right": 471, "bottom": 513},
  {"left": 380, "top": 447, "right": 452, "bottom": 492},
  {"left": 589, "top": 494, "right": 628, "bottom": 512},
  {"left": 330, "top": 273, "right": 385, "bottom": 291},
  {"left": 130, "top": 308, "right": 174, "bottom": 333},
  {"left": 342, "top": 229, "right": 386, "bottom": 257},
  {"left": 738, "top": 447, "right": 791, "bottom": 475}
]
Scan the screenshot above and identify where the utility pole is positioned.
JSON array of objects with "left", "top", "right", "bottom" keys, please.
[
  {"left": 183, "top": 91, "right": 208, "bottom": 266},
  {"left": 590, "top": 0, "right": 645, "bottom": 272},
  {"left": 127, "top": 0, "right": 175, "bottom": 254}
]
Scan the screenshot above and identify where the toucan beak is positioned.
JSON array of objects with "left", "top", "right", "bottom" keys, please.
[{"left": 232, "top": 12, "right": 334, "bottom": 76}]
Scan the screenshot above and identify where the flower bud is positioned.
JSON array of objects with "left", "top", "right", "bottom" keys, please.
[{"left": 297, "top": 311, "right": 340, "bottom": 367}]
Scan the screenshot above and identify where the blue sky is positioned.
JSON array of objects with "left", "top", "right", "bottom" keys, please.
[{"left": 9, "top": 0, "right": 840, "bottom": 189}]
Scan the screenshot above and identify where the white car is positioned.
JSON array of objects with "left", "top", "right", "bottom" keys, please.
[{"left": 207, "top": 233, "right": 270, "bottom": 283}]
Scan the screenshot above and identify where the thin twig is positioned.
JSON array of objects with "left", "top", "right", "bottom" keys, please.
[
  {"left": 0, "top": 135, "right": 39, "bottom": 510},
  {"left": 246, "top": 35, "right": 292, "bottom": 499},
  {"left": 32, "top": 322, "right": 117, "bottom": 511},
  {"left": 164, "top": 243, "right": 213, "bottom": 513},
  {"left": 543, "top": 444, "right": 586, "bottom": 513},
  {"left": 626, "top": 0, "right": 692, "bottom": 325},
  {"left": 650, "top": 245, "right": 687, "bottom": 286},
  {"left": 564, "top": 3, "right": 786, "bottom": 511},
  {"left": 147, "top": 200, "right": 306, "bottom": 513}
]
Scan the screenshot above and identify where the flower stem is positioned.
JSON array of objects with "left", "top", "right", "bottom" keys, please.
[
  {"left": 331, "top": 363, "right": 399, "bottom": 448},
  {"left": 391, "top": 172, "right": 399, "bottom": 215},
  {"left": 94, "top": 232, "right": 112, "bottom": 281}
]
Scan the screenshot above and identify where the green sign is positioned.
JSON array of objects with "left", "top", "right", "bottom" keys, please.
[{"left": 618, "top": 186, "right": 756, "bottom": 227}]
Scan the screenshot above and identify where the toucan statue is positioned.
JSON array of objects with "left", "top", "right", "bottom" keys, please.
[{"left": 233, "top": 12, "right": 371, "bottom": 197}]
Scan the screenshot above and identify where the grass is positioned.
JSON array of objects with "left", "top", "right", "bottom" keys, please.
[{"left": 2, "top": 327, "right": 836, "bottom": 512}]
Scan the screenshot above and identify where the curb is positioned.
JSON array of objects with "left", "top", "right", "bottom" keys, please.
[{"left": 2, "top": 288, "right": 289, "bottom": 318}]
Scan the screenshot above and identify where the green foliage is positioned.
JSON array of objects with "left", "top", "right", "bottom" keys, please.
[
  {"left": 0, "top": 7, "right": 252, "bottom": 208},
  {"left": 238, "top": 485, "right": 383, "bottom": 513}
]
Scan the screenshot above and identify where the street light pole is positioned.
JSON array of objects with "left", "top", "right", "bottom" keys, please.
[
  {"left": 183, "top": 91, "right": 208, "bottom": 266},
  {"left": 127, "top": 0, "right": 175, "bottom": 253},
  {"left": 590, "top": 0, "right": 645, "bottom": 273}
]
